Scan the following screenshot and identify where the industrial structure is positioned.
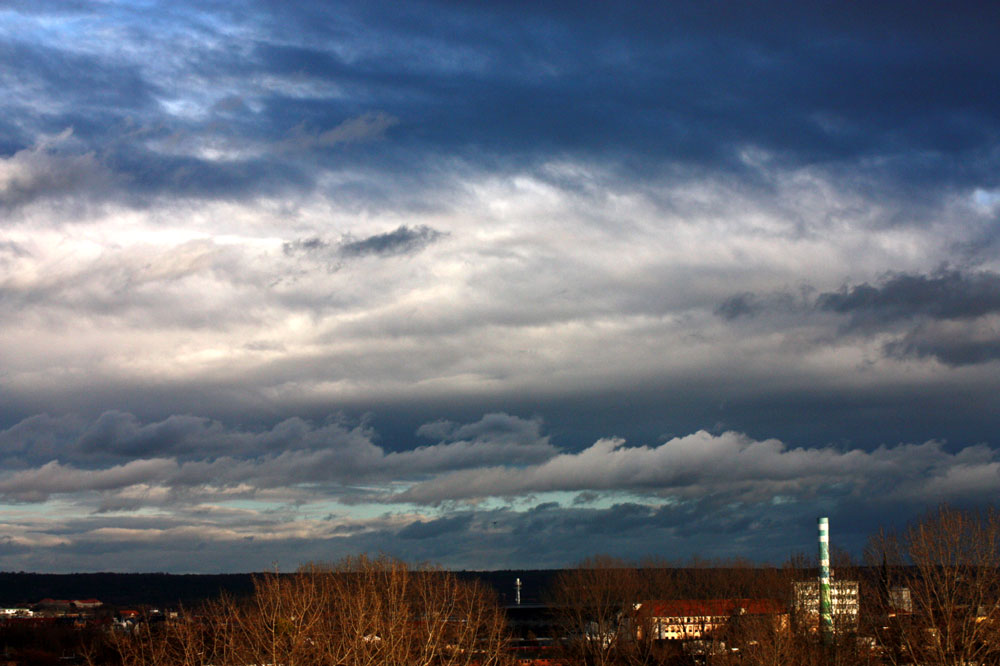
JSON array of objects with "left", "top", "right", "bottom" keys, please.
[
  {"left": 791, "top": 517, "right": 859, "bottom": 636},
  {"left": 819, "top": 516, "right": 832, "bottom": 640}
]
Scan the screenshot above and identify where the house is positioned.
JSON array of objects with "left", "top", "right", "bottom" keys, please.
[
  {"left": 71, "top": 599, "right": 103, "bottom": 609},
  {"left": 634, "top": 599, "right": 787, "bottom": 641}
]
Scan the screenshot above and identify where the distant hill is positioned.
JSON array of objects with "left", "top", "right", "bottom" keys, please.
[
  {"left": 0, "top": 570, "right": 560, "bottom": 608},
  {"left": 0, "top": 572, "right": 257, "bottom": 607},
  {"left": 1, "top": 567, "right": 837, "bottom": 608},
  {"left": 456, "top": 570, "right": 558, "bottom": 605}
]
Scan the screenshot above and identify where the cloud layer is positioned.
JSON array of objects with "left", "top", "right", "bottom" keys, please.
[
  {"left": 2, "top": 1, "right": 1000, "bottom": 570},
  {"left": 1, "top": 411, "right": 996, "bottom": 571}
]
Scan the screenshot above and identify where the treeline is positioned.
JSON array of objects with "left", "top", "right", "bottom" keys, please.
[
  {"left": 0, "top": 573, "right": 258, "bottom": 608},
  {"left": 0, "top": 571, "right": 560, "bottom": 608}
]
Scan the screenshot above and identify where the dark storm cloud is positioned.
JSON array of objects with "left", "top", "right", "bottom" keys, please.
[
  {"left": 0, "top": 39, "right": 157, "bottom": 123},
  {"left": 817, "top": 269, "right": 1000, "bottom": 325},
  {"left": 714, "top": 291, "right": 802, "bottom": 320},
  {"left": 5, "top": 0, "right": 999, "bottom": 212},
  {"left": 0, "top": 493, "right": 909, "bottom": 571},
  {"left": 284, "top": 225, "right": 446, "bottom": 264},
  {"left": 715, "top": 293, "right": 760, "bottom": 321},
  {"left": 0, "top": 411, "right": 557, "bottom": 502},
  {"left": 60, "top": 500, "right": 815, "bottom": 570},
  {"left": 283, "top": 237, "right": 328, "bottom": 255},
  {"left": 0, "top": 413, "right": 83, "bottom": 467},
  {"left": 715, "top": 269, "right": 1000, "bottom": 367},
  {"left": 416, "top": 412, "right": 547, "bottom": 446},
  {"left": 398, "top": 514, "right": 473, "bottom": 540},
  {"left": 11, "top": 412, "right": 394, "bottom": 469},
  {"left": 237, "top": 0, "right": 1000, "bottom": 196},
  {"left": 0, "top": 458, "right": 178, "bottom": 503},
  {"left": 76, "top": 411, "right": 221, "bottom": 458},
  {"left": 885, "top": 329, "right": 1000, "bottom": 367},
  {"left": 280, "top": 112, "right": 400, "bottom": 150},
  {"left": 1, "top": 409, "right": 998, "bottom": 570},
  {"left": 816, "top": 269, "right": 1000, "bottom": 366},
  {"left": 102, "top": 145, "right": 312, "bottom": 201},
  {"left": 340, "top": 225, "right": 446, "bottom": 258},
  {"left": 0, "top": 410, "right": 361, "bottom": 467},
  {"left": 716, "top": 269, "right": 1000, "bottom": 326}
]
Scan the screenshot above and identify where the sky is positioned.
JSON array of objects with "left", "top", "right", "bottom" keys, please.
[{"left": 2, "top": 1, "right": 1000, "bottom": 573}]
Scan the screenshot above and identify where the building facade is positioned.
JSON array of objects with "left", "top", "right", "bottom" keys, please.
[
  {"left": 792, "top": 580, "right": 859, "bottom": 633},
  {"left": 636, "top": 599, "right": 787, "bottom": 641}
]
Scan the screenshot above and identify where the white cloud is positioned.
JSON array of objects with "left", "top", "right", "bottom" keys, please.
[
  {"left": 0, "top": 411, "right": 556, "bottom": 506},
  {"left": 0, "top": 128, "right": 110, "bottom": 209},
  {"left": 1, "top": 157, "right": 983, "bottom": 414},
  {"left": 392, "top": 431, "right": 1000, "bottom": 506},
  {"left": 0, "top": 458, "right": 178, "bottom": 502},
  {"left": 2, "top": 410, "right": 995, "bottom": 524}
]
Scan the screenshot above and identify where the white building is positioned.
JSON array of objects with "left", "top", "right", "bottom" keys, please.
[
  {"left": 792, "top": 580, "right": 859, "bottom": 633},
  {"left": 636, "top": 599, "right": 787, "bottom": 641}
]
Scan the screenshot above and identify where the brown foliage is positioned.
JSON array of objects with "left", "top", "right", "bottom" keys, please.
[
  {"left": 112, "top": 556, "right": 510, "bottom": 666},
  {"left": 547, "top": 556, "right": 647, "bottom": 666},
  {"left": 865, "top": 505, "right": 1000, "bottom": 666}
]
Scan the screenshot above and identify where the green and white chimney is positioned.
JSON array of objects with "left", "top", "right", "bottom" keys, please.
[{"left": 818, "top": 516, "right": 833, "bottom": 642}]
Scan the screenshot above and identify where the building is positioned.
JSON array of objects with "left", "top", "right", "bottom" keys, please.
[
  {"left": 71, "top": 599, "right": 103, "bottom": 609},
  {"left": 888, "top": 586, "right": 912, "bottom": 614},
  {"left": 792, "top": 580, "right": 859, "bottom": 633},
  {"left": 635, "top": 599, "right": 787, "bottom": 641}
]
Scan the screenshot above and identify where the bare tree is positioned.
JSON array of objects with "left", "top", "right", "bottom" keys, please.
[
  {"left": 109, "top": 608, "right": 212, "bottom": 666},
  {"left": 547, "top": 556, "right": 650, "bottom": 666},
  {"left": 113, "top": 556, "right": 510, "bottom": 666},
  {"left": 865, "top": 505, "right": 1000, "bottom": 666},
  {"left": 713, "top": 609, "right": 797, "bottom": 666}
]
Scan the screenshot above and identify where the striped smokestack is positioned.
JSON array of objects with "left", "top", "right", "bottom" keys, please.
[{"left": 818, "top": 516, "right": 833, "bottom": 642}]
